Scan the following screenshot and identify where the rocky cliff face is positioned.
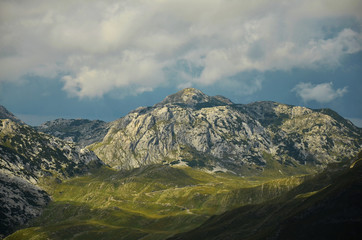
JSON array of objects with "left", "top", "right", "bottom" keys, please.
[
  {"left": 0, "top": 173, "right": 49, "bottom": 238},
  {"left": 238, "top": 102, "right": 361, "bottom": 165},
  {"left": 1, "top": 119, "right": 102, "bottom": 183},
  {"left": 0, "top": 112, "right": 104, "bottom": 238},
  {"left": 35, "top": 118, "right": 110, "bottom": 148},
  {"left": 90, "top": 88, "right": 361, "bottom": 173}
]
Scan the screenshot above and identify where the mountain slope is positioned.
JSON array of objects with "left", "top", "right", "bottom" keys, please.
[
  {"left": 2, "top": 92, "right": 361, "bottom": 239},
  {"left": 155, "top": 88, "right": 234, "bottom": 108},
  {"left": 1, "top": 119, "right": 102, "bottom": 182},
  {"left": 5, "top": 165, "right": 305, "bottom": 240},
  {"left": 169, "top": 152, "right": 362, "bottom": 240},
  {"left": 0, "top": 111, "right": 104, "bottom": 238},
  {"left": 90, "top": 88, "right": 361, "bottom": 174},
  {"left": 239, "top": 102, "right": 361, "bottom": 165},
  {"left": 35, "top": 119, "right": 110, "bottom": 148},
  {"left": 7, "top": 153, "right": 361, "bottom": 240},
  {"left": 0, "top": 173, "right": 50, "bottom": 239},
  {"left": 0, "top": 105, "right": 24, "bottom": 124}
]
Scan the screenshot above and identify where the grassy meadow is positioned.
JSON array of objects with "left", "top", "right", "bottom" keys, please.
[{"left": 6, "top": 164, "right": 307, "bottom": 240}]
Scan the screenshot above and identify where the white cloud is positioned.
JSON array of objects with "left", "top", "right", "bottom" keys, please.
[
  {"left": 0, "top": 0, "right": 362, "bottom": 98},
  {"left": 293, "top": 82, "right": 348, "bottom": 103},
  {"left": 62, "top": 51, "right": 165, "bottom": 98}
]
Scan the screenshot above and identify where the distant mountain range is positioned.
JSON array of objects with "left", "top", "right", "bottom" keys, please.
[
  {"left": 35, "top": 118, "right": 110, "bottom": 148},
  {"left": 1, "top": 88, "right": 361, "bottom": 239}
]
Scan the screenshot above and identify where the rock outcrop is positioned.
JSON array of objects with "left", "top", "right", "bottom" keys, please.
[
  {"left": 1, "top": 119, "right": 102, "bottom": 182},
  {"left": 0, "top": 111, "right": 104, "bottom": 238},
  {"left": 90, "top": 88, "right": 361, "bottom": 173},
  {"left": 36, "top": 118, "right": 110, "bottom": 148},
  {"left": 0, "top": 105, "right": 24, "bottom": 124},
  {"left": 0, "top": 173, "right": 49, "bottom": 238}
]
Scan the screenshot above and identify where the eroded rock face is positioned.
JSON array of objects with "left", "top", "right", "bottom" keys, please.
[
  {"left": 1, "top": 119, "right": 102, "bottom": 182},
  {"left": 240, "top": 102, "right": 361, "bottom": 165},
  {"left": 92, "top": 104, "right": 270, "bottom": 171},
  {"left": 0, "top": 116, "right": 104, "bottom": 238},
  {"left": 154, "top": 88, "right": 234, "bottom": 108},
  {"left": 0, "top": 173, "right": 50, "bottom": 239},
  {"left": 35, "top": 118, "right": 110, "bottom": 148},
  {"left": 90, "top": 88, "right": 362, "bottom": 172}
]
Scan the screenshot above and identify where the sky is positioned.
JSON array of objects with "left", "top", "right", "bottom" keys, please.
[{"left": 0, "top": 0, "right": 361, "bottom": 127}]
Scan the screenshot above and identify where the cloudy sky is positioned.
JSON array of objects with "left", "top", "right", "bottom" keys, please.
[{"left": 0, "top": 0, "right": 361, "bottom": 126}]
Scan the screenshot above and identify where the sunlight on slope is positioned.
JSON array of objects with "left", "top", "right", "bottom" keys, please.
[{"left": 6, "top": 165, "right": 305, "bottom": 240}]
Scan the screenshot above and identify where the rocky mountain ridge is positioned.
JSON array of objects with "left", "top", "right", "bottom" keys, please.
[
  {"left": 154, "top": 88, "right": 234, "bottom": 108},
  {"left": 0, "top": 119, "right": 102, "bottom": 184},
  {"left": 1, "top": 90, "right": 361, "bottom": 239},
  {"left": 0, "top": 108, "right": 104, "bottom": 238},
  {"left": 35, "top": 118, "right": 110, "bottom": 148},
  {"left": 0, "top": 106, "right": 24, "bottom": 125},
  {"left": 90, "top": 88, "right": 361, "bottom": 174}
]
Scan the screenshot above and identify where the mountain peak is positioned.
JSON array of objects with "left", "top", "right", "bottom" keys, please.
[
  {"left": 155, "top": 88, "right": 233, "bottom": 107},
  {"left": 157, "top": 88, "right": 209, "bottom": 106},
  {"left": 0, "top": 105, "right": 24, "bottom": 124}
]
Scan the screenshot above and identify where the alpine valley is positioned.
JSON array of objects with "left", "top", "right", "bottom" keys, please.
[{"left": 1, "top": 88, "right": 361, "bottom": 239}]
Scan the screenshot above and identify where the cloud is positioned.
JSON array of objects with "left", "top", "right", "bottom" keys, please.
[
  {"left": 62, "top": 51, "right": 165, "bottom": 98},
  {"left": 0, "top": 0, "right": 362, "bottom": 98},
  {"left": 292, "top": 82, "right": 348, "bottom": 103}
]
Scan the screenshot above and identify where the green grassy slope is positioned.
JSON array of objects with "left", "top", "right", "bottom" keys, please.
[
  {"left": 5, "top": 164, "right": 305, "bottom": 240},
  {"left": 169, "top": 152, "right": 362, "bottom": 240}
]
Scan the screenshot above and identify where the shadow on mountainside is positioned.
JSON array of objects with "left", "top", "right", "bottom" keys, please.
[{"left": 169, "top": 151, "right": 362, "bottom": 240}]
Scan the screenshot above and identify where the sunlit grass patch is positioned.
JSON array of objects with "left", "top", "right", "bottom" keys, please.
[{"left": 7, "top": 164, "right": 309, "bottom": 240}]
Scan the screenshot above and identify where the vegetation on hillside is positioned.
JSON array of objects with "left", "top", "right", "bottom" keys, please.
[
  {"left": 170, "top": 152, "right": 362, "bottom": 240},
  {"left": 6, "top": 164, "right": 306, "bottom": 240}
]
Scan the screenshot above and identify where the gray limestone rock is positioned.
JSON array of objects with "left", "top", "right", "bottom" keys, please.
[
  {"left": 90, "top": 89, "right": 362, "bottom": 173},
  {"left": 0, "top": 105, "right": 24, "bottom": 125},
  {"left": 35, "top": 118, "right": 110, "bottom": 148},
  {"left": 0, "top": 118, "right": 104, "bottom": 237}
]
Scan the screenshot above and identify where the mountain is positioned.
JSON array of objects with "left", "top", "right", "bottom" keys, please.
[
  {"left": 4, "top": 163, "right": 305, "bottom": 240},
  {"left": 6, "top": 151, "right": 361, "bottom": 240},
  {"left": 0, "top": 119, "right": 102, "bottom": 182},
  {"left": 154, "top": 87, "right": 234, "bottom": 107},
  {"left": 2, "top": 90, "right": 361, "bottom": 240},
  {"left": 0, "top": 105, "right": 24, "bottom": 124},
  {"left": 0, "top": 171, "right": 49, "bottom": 239},
  {"left": 0, "top": 108, "right": 104, "bottom": 238},
  {"left": 35, "top": 118, "right": 110, "bottom": 148},
  {"left": 90, "top": 88, "right": 361, "bottom": 174},
  {"left": 170, "top": 151, "right": 362, "bottom": 240}
]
